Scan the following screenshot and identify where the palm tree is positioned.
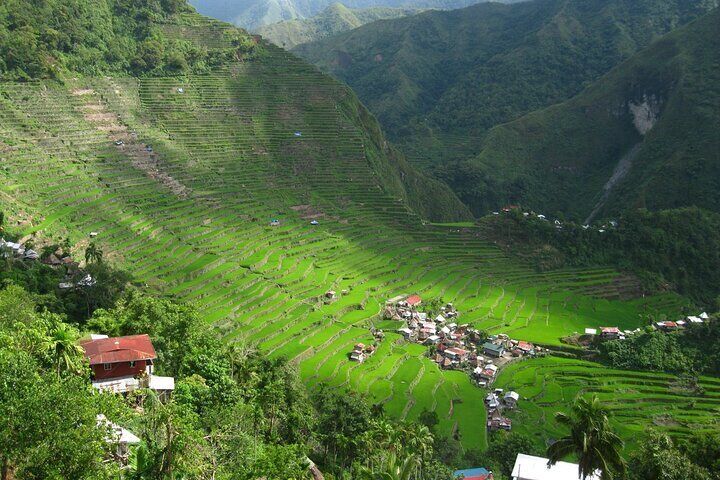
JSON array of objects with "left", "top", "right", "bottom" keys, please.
[
  {"left": 360, "top": 452, "right": 420, "bottom": 480},
  {"left": 46, "top": 322, "right": 85, "bottom": 376},
  {"left": 400, "top": 423, "right": 434, "bottom": 460},
  {"left": 84, "top": 242, "right": 103, "bottom": 264},
  {"left": 547, "top": 395, "right": 626, "bottom": 480}
]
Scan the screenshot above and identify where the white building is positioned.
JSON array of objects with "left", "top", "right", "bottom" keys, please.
[{"left": 511, "top": 454, "right": 600, "bottom": 480}]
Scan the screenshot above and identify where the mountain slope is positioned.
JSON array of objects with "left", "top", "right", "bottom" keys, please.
[
  {"left": 190, "top": 0, "right": 521, "bottom": 30},
  {"left": 294, "top": 0, "right": 718, "bottom": 171},
  {"left": 0, "top": 0, "right": 701, "bottom": 454},
  {"left": 257, "top": 3, "right": 421, "bottom": 48},
  {"left": 462, "top": 9, "right": 720, "bottom": 220}
]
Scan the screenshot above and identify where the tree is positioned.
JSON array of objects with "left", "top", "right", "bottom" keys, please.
[
  {"left": 85, "top": 242, "right": 103, "bottom": 264},
  {"left": 418, "top": 409, "right": 439, "bottom": 430},
  {"left": 629, "top": 430, "right": 711, "bottom": 480},
  {"left": 487, "top": 431, "right": 538, "bottom": 478},
  {"left": 0, "top": 349, "right": 113, "bottom": 479},
  {"left": 359, "top": 452, "right": 420, "bottom": 480},
  {"left": 678, "top": 432, "right": 720, "bottom": 476},
  {"left": 45, "top": 319, "right": 85, "bottom": 376},
  {"left": 547, "top": 395, "right": 626, "bottom": 480}
]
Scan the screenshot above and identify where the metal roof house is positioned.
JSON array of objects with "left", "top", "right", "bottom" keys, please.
[{"left": 511, "top": 454, "right": 600, "bottom": 480}]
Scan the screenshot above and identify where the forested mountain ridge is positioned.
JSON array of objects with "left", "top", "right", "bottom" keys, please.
[
  {"left": 294, "top": 0, "right": 718, "bottom": 175},
  {"left": 257, "top": 2, "right": 422, "bottom": 49},
  {"left": 190, "top": 0, "right": 523, "bottom": 30},
  {"left": 457, "top": 8, "right": 720, "bottom": 220},
  {"left": 0, "top": 0, "right": 258, "bottom": 80}
]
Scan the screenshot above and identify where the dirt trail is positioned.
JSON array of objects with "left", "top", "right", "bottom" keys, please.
[
  {"left": 584, "top": 142, "right": 641, "bottom": 225},
  {"left": 77, "top": 94, "right": 191, "bottom": 198}
]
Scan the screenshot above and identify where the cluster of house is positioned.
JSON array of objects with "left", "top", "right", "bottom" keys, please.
[
  {"left": 584, "top": 326, "right": 633, "bottom": 341},
  {"left": 79, "top": 333, "right": 175, "bottom": 463},
  {"left": 470, "top": 336, "right": 538, "bottom": 387},
  {"left": 454, "top": 453, "right": 597, "bottom": 480},
  {"left": 655, "top": 311, "right": 710, "bottom": 330},
  {"left": 585, "top": 312, "right": 712, "bottom": 341},
  {"left": 349, "top": 342, "right": 377, "bottom": 363},
  {"left": 485, "top": 387, "right": 519, "bottom": 432},
  {"left": 1, "top": 234, "right": 102, "bottom": 290},
  {"left": 493, "top": 205, "right": 618, "bottom": 233},
  {"left": 0, "top": 237, "right": 39, "bottom": 260},
  {"left": 388, "top": 295, "right": 540, "bottom": 388}
]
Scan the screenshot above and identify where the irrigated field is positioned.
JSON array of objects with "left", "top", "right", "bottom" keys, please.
[
  {"left": 0, "top": 14, "right": 690, "bottom": 449},
  {"left": 495, "top": 357, "right": 720, "bottom": 450}
]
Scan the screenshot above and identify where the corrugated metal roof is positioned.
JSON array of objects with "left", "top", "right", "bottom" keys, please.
[{"left": 81, "top": 334, "right": 156, "bottom": 365}]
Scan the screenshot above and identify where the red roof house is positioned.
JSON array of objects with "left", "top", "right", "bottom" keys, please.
[
  {"left": 600, "top": 327, "right": 621, "bottom": 339},
  {"left": 517, "top": 341, "right": 534, "bottom": 353},
  {"left": 81, "top": 334, "right": 156, "bottom": 381},
  {"left": 406, "top": 294, "right": 422, "bottom": 306}
]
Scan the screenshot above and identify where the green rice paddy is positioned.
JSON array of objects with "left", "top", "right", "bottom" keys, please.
[
  {"left": 0, "top": 14, "right": 696, "bottom": 450},
  {"left": 494, "top": 357, "right": 720, "bottom": 451}
]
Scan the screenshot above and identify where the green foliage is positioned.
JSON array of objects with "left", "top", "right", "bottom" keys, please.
[
  {"left": 678, "top": 432, "right": 720, "bottom": 477},
  {"left": 482, "top": 207, "right": 720, "bottom": 303},
  {"left": 0, "top": 0, "right": 259, "bottom": 80},
  {"left": 486, "top": 432, "right": 539, "bottom": 479},
  {"left": 547, "top": 395, "right": 626, "bottom": 480},
  {"left": 295, "top": 0, "right": 716, "bottom": 186},
  {"left": 600, "top": 315, "right": 720, "bottom": 376},
  {"left": 450, "top": 7, "right": 720, "bottom": 218},
  {"left": 0, "top": 349, "right": 115, "bottom": 479},
  {"left": 257, "top": 4, "right": 421, "bottom": 49},
  {"left": 628, "top": 430, "right": 712, "bottom": 480},
  {"left": 599, "top": 332, "right": 692, "bottom": 374}
]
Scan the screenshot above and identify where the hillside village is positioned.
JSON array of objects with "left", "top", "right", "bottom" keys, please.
[{"left": 1, "top": 235, "right": 99, "bottom": 290}]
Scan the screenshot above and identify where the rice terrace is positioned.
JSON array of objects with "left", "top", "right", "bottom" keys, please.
[
  {"left": 1, "top": 2, "right": 720, "bottom": 478},
  {"left": 0, "top": 12, "right": 698, "bottom": 451}
]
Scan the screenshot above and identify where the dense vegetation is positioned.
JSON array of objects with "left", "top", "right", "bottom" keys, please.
[
  {"left": 190, "top": 0, "right": 520, "bottom": 31},
  {"left": 600, "top": 317, "right": 720, "bottom": 376},
  {"left": 257, "top": 3, "right": 421, "bottom": 49},
  {"left": 0, "top": 0, "right": 258, "bottom": 80},
  {"left": 480, "top": 207, "right": 720, "bottom": 304},
  {"left": 295, "top": 0, "right": 717, "bottom": 176},
  {"left": 452, "top": 7, "right": 720, "bottom": 219},
  {"left": 2, "top": 1, "right": 720, "bottom": 477},
  {"left": 0, "top": 268, "right": 462, "bottom": 479}
]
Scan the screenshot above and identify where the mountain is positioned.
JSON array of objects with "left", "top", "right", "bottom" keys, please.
[
  {"left": 0, "top": 0, "right": 468, "bottom": 223},
  {"left": 257, "top": 3, "right": 421, "bottom": 48},
  {"left": 294, "top": 0, "right": 718, "bottom": 174},
  {"left": 1, "top": 0, "right": 717, "bottom": 467},
  {"left": 189, "top": 0, "right": 522, "bottom": 30},
  {"left": 458, "top": 9, "right": 720, "bottom": 221}
]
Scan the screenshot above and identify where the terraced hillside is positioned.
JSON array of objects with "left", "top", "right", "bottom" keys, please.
[
  {"left": 495, "top": 357, "right": 720, "bottom": 451},
  {"left": 0, "top": 13, "right": 689, "bottom": 450}
]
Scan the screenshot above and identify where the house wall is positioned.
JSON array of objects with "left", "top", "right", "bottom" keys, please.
[{"left": 91, "top": 359, "right": 151, "bottom": 380}]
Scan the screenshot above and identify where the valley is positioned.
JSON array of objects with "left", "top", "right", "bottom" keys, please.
[
  {"left": 0, "top": 10, "right": 688, "bottom": 453},
  {"left": 1, "top": 1, "right": 720, "bottom": 478}
]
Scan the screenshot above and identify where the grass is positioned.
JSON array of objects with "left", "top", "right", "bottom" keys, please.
[
  {"left": 494, "top": 356, "right": 720, "bottom": 452},
  {"left": 0, "top": 12, "right": 700, "bottom": 453}
]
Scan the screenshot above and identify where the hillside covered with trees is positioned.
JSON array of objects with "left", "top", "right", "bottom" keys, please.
[
  {"left": 190, "top": 0, "right": 522, "bottom": 30},
  {"left": 257, "top": 3, "right": 422, "bottom": 49},
  {"left": 0, "top": 0, "right": 259, "bottom": 80},
  {"left": 295, "top": 0, "right": 718, "bottom": 217},
  {"left": 457, "top": 8, "right": 720, "bottom": 220},
  {"left": 479, "top": 207, "right": 720, "bottom": 305}
]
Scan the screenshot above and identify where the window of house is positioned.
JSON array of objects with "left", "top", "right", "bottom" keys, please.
[
  {"left": 129, "top": 361, "right": 136, "bottom": 368},
  {"left": 103, "top": 363, "right": 112, "bottom": 371}
]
